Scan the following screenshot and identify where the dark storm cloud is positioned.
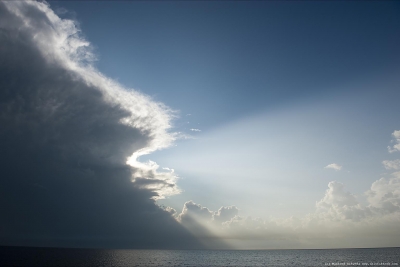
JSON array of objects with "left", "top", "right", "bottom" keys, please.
[{"left": 0, "top": 1, "right": 202, "bottom": 249}]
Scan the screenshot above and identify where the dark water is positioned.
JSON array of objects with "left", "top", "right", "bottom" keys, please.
[{"left": 0, "top": 246, "right": 399, "bottom": 266}]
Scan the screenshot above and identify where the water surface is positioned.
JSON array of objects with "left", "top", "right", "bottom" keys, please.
[{"left": 0, "top": 246, "right": 399, "bottom": 266}]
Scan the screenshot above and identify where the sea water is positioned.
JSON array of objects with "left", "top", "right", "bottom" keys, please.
[{"left": 0, "top": 246, "right": 399, "bottom": 266}]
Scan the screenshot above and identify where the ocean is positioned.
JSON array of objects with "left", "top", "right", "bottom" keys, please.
[{"left": 0, "top": 246, "right": 399, "bottom": 266}]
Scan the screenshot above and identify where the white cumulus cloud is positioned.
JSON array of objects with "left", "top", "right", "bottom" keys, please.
[
  {"left": 388, "top": 130, "right": 400, "bottom": 153},
  {"left": 382, "top": 159, "right": 400, "bottom": 170},
  {"left": 316, "top": 181, "right": 358, "bottom": 209},
  {"left": 324, "top": 163, "right": 342, "bottom": 171},
  {"left": 366, "top": 172, "right": 400, "bottom": 213}
]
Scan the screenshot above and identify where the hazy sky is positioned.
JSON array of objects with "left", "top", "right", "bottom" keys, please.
[{"left": 1, "top": 1, "right": 400, "bottom": 249}]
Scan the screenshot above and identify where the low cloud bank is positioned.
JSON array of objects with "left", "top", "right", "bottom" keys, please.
[{"left": 175, "top": 131, "right": 400, "bottom": 249}]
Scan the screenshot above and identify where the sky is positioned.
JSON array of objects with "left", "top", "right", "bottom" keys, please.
[{"left": 0, "top": 0, "right": 400, "bottom": 250}]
